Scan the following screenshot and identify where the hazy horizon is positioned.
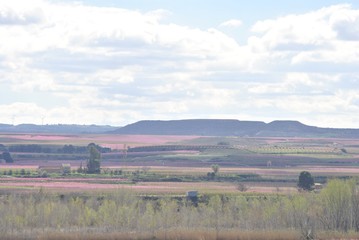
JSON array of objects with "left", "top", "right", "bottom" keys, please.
[
  {"left": 2, "top": 118, "right": 359, "bottom": 130},
  {"left": 1, "top": 0, "right": 358, "bottom": 128}
]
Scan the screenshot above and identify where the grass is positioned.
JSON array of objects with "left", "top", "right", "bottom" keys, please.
[
  {"left": 1, "top": 230, "right": 301, "bottom": 240},
  {"left": 7, "top": 229, "right": 359, "bottom": 240},
  {"left": 3, "top": 180, "right": 359, "bottom": 239},
  {"left": 0, "top": 176, "right": 298, "bottom": 195},
  {"left": 0, "top": 185, "right": 34, "bottom": 190}
]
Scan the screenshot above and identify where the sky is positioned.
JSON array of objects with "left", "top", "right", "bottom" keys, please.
[{"left": 0, "top": 0, "right": 359, "bottom": 128}]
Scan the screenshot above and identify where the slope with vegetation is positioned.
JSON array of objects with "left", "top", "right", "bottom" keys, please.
[{"left": 1, "top": 178, "right": 359, "bottom": 240}]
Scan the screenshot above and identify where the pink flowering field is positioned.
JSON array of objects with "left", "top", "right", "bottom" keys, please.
[
  {"left": 0, "top": 133, "right": 201, "bottom": 148},
  {"left": 0, "top": 177, "right": 297, "bottom": 194}
]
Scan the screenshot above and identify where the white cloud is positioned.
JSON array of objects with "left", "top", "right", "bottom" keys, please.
[
  {"left": 0, "top": 0, "right": 45, "bottom": 25},
  {"left": 0, "top": 1, "right": 359, "bottom": 128},
  {"left": 0, "top": 102, "right": 46, "bottom": 124},
  {"left": 219, "top": 19, "right": 242, "bottom": 28},
  {"left": 249, "top": 4, "right": 359, "bottom": 68},
  {"left": 330, "top": 5, "right": 359, "bottom": 41},
  {"left": 90, "top": 67, "right": 138, "bottom": 84}
]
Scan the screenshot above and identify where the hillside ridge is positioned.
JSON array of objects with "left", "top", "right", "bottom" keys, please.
[
  {"left": 0, "top": 124, "right": 118, "bottom": 134},
  {"left": 1, "top": 119, "right": 358, "bottom": 138},
  {"left": 111, "top": 119, "right": 359, "bottom": 138}
]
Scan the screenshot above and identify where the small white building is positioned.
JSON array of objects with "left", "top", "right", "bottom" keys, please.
[{"left": 314, "top": 183, "right": 323, "bottom": 192}]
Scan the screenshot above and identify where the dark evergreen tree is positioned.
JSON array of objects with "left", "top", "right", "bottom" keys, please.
[
  {"left": 86, "top": 145, "right": 101, "bottom": 174},
  {"left": 298, "top": 171, "right": 314, "bottom": 191},
  {"left": 2, "top": 151, "right": 14, "bottom": 163},
  {"left": 0, "top": 144, "right": 7, "bottom": 151}
]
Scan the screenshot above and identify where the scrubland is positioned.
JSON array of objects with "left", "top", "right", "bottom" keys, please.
[{"left": 1, "top": 179, "right": 359, "bottom": 239}]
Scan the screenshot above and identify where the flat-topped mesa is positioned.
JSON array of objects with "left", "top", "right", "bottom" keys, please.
[
  {"left": 110, "top": 119, "right": 266, "bottom": 136},
  {"left": 254, "top": 120, "right": 321, "bottom": 137},
  {"left": 1, "top": 119, "right": 358, "bottom": 138},
  {"left": 111, "top": 119, "right": 359, "bottom": 138}
]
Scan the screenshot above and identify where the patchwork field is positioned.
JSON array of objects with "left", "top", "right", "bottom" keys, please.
[
  {"left": 2, "top": 133, "right": 359, "bottom": 240},
  {"left": 0, "top": 133, "right": 199, "bottom": 148},
  {"left": 1, "top": 133, "right": 359, "bottom": 195}
]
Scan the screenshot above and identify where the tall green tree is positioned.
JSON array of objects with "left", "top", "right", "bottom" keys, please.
[
  {"left": 298, "top": 171, "right": 314, "bottom": 191},
  {"left": 86, "top": 145, "right": 101, "bottom": 174},
  {"left": 319, "top": 179, "right": 352, "bottom": 231}
]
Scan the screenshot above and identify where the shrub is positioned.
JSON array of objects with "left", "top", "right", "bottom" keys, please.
[
  {"left": 237, "top": 183, "right": 249, "bottom": 192},
  {"left": 38, "top": 170, "right": 48, "bottom": 178}
]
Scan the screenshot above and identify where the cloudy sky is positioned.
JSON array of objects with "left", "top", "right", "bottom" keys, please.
[{"left": 1, "top": 0, "right": 359, "bottom": 128}]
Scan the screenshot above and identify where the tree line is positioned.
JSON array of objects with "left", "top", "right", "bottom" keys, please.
[{"left": 7, "top": 143, "right": 111, "bottom": 154}]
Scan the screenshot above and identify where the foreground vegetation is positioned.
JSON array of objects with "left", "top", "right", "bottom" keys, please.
[{"left": 1, "top": 178, "right": 359, "bottom": 239}]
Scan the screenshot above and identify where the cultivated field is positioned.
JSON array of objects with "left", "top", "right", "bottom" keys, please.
[
  {"left": 2, "top": 133, "right": 359, "bottom": 239},
  {"left": 0, "top": 133, "right": 199, "bottom": 148},
  {"left": 1, "top": 133, "right": 359, "bottom": 195}
]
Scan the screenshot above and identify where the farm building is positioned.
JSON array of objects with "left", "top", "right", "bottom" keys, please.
[
  {"left": 38, "top": 164, "right": 71, "bottom": 175},
  {"left": 314, "top": 183, "right": 323, "bottom": 192}
]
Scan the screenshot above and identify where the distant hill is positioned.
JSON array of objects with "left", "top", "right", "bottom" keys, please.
[
  {"left": 111, "top": 119, "right": 359, "bottom": 138},
  {"left": 0, "top": 124, "right": 118, "bottom": 134},
  {"left": 255, "top": 120, "right": 320, "bottom": 137},
  {"left": 1, "top": 120, "right": 359, "bottom": 138},
  {"left": 111, "top": 119, "right": 266, "bottom": 136}
]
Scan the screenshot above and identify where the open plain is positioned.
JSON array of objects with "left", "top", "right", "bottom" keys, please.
[{"left": 1, "top": 133, "right": 359, "bottom": 195}]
